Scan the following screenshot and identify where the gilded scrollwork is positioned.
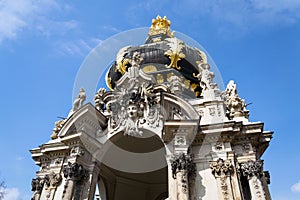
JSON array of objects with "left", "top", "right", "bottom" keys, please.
[
  {"left": 115, "top": 46, "right": 131, "bottom": 75},
  {"left": 164, "top": 38, "right": 185, "bottom": 70}
]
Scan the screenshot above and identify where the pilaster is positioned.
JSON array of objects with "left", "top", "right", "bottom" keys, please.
[
  {"left": 210, "top": 158, "right": 234, "bottom": 200},
  {"left": 62, "top": 162, "right": 88, "bottom": 200},
  {"left": 240, "top": 160, "right": 266, "bottom": 200}
]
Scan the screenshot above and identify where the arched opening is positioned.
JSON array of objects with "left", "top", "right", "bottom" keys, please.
[{"left": 99, "top": 131, "right": 168, "bottom": 200}]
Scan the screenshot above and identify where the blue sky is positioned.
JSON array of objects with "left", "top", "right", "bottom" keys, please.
[{"left": 0, "top": 0, "right": 300, "bottom": 199}]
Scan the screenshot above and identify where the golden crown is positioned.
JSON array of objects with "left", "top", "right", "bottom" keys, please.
[{"left": 149, "top": 15, "right": 174, "bottom": 37}]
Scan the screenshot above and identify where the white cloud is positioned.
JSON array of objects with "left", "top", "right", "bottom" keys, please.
[
  {"left": 0, "top": 0, "right": 76, "bottom": 43},
  {"left": 291, "top": 180, "right": 300, "bottom": 193},
  {"left": 128, "top": 0, "right": 300, "bottom": 35},
  {"left": 2, "top": 188, "right": 20, "bottom": 200},
  {"left": 54, "top": 38, "right": 103, "bottom": 56},
  {"left": 16, "top": 156, "right": 24, "bottom": 161},
  {"left": 187, "top": 0, "right": 300, "bottom": 24}
]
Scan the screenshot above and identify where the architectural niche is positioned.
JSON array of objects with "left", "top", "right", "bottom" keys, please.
[{"left": 30, "top": 15, "right": 273, "bottom": 200}]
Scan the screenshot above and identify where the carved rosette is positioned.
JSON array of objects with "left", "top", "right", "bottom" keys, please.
[
  {"left": 63, "top": 162, "right": 88, "bottom": 181},
  {"left": 240, "top": 160, "right": 263, "bottom": 178},
  {"left": 210, "top": 158, "right": 233, "bottom": 178}
]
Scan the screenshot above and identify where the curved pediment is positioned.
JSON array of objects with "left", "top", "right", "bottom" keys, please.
[{"left": 57, "top": 103, "right": 107, "bottom": 139}]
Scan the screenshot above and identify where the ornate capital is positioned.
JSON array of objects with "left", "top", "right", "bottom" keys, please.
[
  {"left": 70, "top": 146, "right": 84, "bottom": 157},
  {"left": 240, "top": 160, "right": 263, "bottom": 178},
  {"left": 31, "top": 177, "right": 44, "bottom": 192},
  {"left": 210, "top": 158, "right": 233, "bottom": 177},
  {"left": 44, "top": 172, "right": 62, "bottom": 189},
  {"left": 63, "top": 162, "right": 88, "bottom": 181},
  {"left": 170, "top": 153, "right": 196, "bottom": 179}
]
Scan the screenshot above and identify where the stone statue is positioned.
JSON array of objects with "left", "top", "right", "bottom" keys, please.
[
  {"left": 222, "top": 80, "right": 248, "bottom": 119},
  {"left": 130, "top": 51, "right": 143, "bottom": 67},
  {"left": 72, "top": 88, "right": 86, "bottom": 112},
  {"left": 194, "top": 63, "right": 217, "bottom": 91},
  {"left": 51, "top": 119, "right": 66, "bottom": 139},
  {"left": 224, "top": 80, "right": 237, "bottom": 98},
  {"left": 168, "top": 75, "right": 183, "bottom": 95}
]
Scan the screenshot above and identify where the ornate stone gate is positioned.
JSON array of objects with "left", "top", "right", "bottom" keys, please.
[{"left": 31, "top": 16, "right": 273, "bottom": 200}]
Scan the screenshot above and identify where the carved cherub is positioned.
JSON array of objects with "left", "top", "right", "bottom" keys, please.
[{"left": 130, "top": 51, "right": 143, "bottom": 67}]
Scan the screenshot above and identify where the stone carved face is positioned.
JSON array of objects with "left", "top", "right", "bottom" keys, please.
[{"left": 127, "top": 104, "right": 138, "bottom": 119}]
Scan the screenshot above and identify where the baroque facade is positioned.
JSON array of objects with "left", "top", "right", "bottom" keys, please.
[{"left": 30, "top": 16, "right": 273, "bottom": 200}]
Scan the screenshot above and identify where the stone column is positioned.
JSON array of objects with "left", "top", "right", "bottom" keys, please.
[
  {"left": 81, "top": 164, "right": 100, "bottom": 200},
  {"left": 240, "top": 160, "right": 266, "bottom": 200},
  {"left": 227, "top": 153, "right": 243, "bottom": 200},
  {"left": 261, "top": 171, "right": 271, "bottom": 200},
  {"left": 166, "top": 155, "right": 178, "bottom": 200},
  {"left": 62, "top": 162, "right": 88, "bottom": 200},
  {"left": 210, "top": 158, "right": 235, "bottom": 200},
  {"left": 170, "top": 153, "right": 196, "bottom": 200}
]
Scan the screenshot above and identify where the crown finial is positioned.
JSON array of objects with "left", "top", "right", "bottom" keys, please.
[{"left": 149, "top": 15, "right": 174, "bottom": 37}]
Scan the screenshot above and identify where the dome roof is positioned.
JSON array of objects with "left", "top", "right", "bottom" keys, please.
[{"left": 106, "top": 16, "right": 208, "bottom": 98}]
